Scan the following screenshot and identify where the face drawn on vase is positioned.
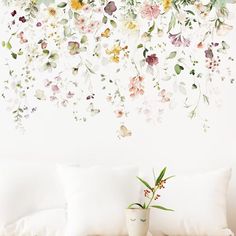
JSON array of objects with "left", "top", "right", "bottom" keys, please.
[{"left": 129, "top": 217, "right": 148, "bottom": 223}]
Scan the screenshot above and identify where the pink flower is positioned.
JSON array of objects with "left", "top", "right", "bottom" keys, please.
[
  {"left": 67, "top": 91, "right": 74, "bottom": 99},
  {"left": 159, "top": 89, "right": 171, "bottom": 103},
  {"left": 115, "top": 110, "right": 124, "bottom": 118},
  {"left": 144, "top": 189, "right": 150, "bottom": 197},
  {"left": 169, "top": 33, "right": 190, "bottom": 47},
  {"left": 146, "top": 54, "right": 159, "bottom": 66},
  {"left": 141, "top": 2, "right": 160, "bottom": 20},
  {"left": 51, "top": 85, "right": 60, "bottom": 93},
  {"left": 17, "top": 31, "right": 28, "bottom": 44},
  {"left": 41, "top": 41, "right": 47, "bottom": 49},
  {"left": 129, "top": 75, "right": 145, "bottom": 97}
]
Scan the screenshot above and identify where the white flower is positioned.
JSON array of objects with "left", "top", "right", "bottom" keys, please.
[
  {"left": 35, "top": 89, "right": 46, "bottom": 100},
  {"left": 176, "top": 11, "right": 187, "bottom": 24},
  {"left": 201, "top": 0, "right": 211, "bottom": 4},
  {"left": 216, "top": 22, "right": 233, "bottom": 36},
  {"left": 141, "top": 32, "right": 151, "bottom": 42}
]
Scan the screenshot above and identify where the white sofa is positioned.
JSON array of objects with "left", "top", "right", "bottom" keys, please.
[{"left": 0, "top": 160, "right": 234, "bottom": 236}]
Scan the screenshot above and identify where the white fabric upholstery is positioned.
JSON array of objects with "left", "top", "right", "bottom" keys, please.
[{"left": 0, "top": 160, "right": 65, "bottom": 226}]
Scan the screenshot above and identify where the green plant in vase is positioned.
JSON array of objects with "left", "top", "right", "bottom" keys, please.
[
  {"left": 128, "top": 167, "right": 174, "bottom": 210},
  {"left": 126, "top": 167, "right": 174, "bottom": 236}
]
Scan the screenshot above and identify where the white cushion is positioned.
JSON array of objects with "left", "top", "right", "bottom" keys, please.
[
  {"left": 139, "top": 168, "right": 232, "bottom": 236},
  {"left": 2, "top": 208, "right": 66, "bottom": 236},
  {"left": 58, "top": 165, "right": 140, "bottom": 236},
  {"left": 0, "top": 160, "right": 65, "bottom": 226}
]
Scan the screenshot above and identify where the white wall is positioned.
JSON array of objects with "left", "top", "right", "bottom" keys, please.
[
  {"left": 0, "top": 2, "right": 236, "bottom": 234},
  {"left": 0, "top": 82, "right": 236, "bottom": 232}
]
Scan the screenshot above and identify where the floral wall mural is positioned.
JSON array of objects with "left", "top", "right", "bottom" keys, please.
[{"left": 1, "top": 0, "right": 235, "bottom": 137}]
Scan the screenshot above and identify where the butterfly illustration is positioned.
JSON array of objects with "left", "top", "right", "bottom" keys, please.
[{"left": 118, "top": 125, "right": 132, "bottom": 138}]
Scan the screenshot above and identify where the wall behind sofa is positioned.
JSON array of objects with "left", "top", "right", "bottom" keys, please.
[
  {"left": 0, "top": 3, "right": 236, "bottom": 234},
  {"left": 0, "top": 81, "right": 236, "bottom": 232}
]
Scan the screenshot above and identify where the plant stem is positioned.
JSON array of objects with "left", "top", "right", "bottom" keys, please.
[{"left": 146, "top": 190, "right": 155, "bottom": 208}]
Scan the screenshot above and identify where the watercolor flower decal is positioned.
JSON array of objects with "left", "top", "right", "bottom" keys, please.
[
  {"left": 140, "top": 2, "right": 161, "bottom": 20},
  {"left": 0, "top": 0, "right": 235, "bottom": 136}
]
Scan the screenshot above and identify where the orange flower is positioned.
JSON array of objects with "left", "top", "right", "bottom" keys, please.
[
  {"left": 197, "top": 42, "right": 204, "bottom": 49},
  {"left": 71, "top": 0, "right": 84, "bottom": 10},
  {"left": 48, "top": 7, "right": 57, "bottom": 17}
]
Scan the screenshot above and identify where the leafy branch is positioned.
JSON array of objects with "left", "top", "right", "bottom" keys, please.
[{"left": 128, "top": 167, "right": 174, "bottom": 211}]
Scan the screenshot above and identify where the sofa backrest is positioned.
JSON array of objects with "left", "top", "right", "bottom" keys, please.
[{"left": 0, "top": 160, "right": 65, "bottom": 227}]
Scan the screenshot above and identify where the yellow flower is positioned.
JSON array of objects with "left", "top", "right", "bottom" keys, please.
[
  {"left": 101, "top": 28, "right": 111, "bottom": 38},
  {"left": 125, "top": 21, "right": 138, "bottom": 30},
  {"left": 71, "top": 0, "right": 84, "bottom": 10},
  {"left": 106, "top": 44, "right": 127, "bottom": 63},
  {"left": 163, "top": 0, "right": 172, "bottom": 11},
  {"left": 111, "top": 55, "right": 120, "bottom": 63}
]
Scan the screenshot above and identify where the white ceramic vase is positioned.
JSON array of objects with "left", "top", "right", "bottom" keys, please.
[{"left": 125, "top": 208, "right": 150, "bottom": 236}]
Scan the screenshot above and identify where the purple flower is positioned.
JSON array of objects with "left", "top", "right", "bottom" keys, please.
[
  {"left": 204, "top": 48, "right": 214, "bottom": 59},
  {"left": 146, "top": 54, "right": 159, "bottom": 66},
  {"left": 19, "top": 16, "right": 26, "bottom": 23},
  {"left": 11, "top": 10, "right": 17, "bottom": 17},
  {"left": 36, "top": 22, "right": 42, "bottom": 27},
  {"left": 104, "top": 1, "right": 117, "bottom": 15},
  {"left": 169, "top": 33, "right": 190, "bottom": 47}
]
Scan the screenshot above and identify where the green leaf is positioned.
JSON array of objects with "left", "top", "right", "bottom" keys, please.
[
  {"left": 74, "top": 12, "right": 80, "bottom": 20},
  {"left": 185, "top": 10, "right": 195, "bottom": 15},
  {"left": 11, "top": 52, "right": 17, "bottom": 59},
  {"left": 222, "top": 40, "right": 230, "bottom": 49},
  {"left": 6, "top": 41, "right": 12, "bottom": 50},
  {"left": 37, "top": 0, "right": 55, "bottom": 5},
  {"left": 80, "top": 35, "right": 88, "bottom": 44},
  {"left": 49, "top": 53, "right": 59, "bottom": 60},
  {"left": 151, "top": 205, "right": 174, "bottom": 211},
  {"left": 166, "top": 51, "right": 176, "bottom": 59},
  {"left": 110, "top": 19, "right": 117, "bottom": 28},
  {"left": 68, "top": 9, "right": 73, "bottom": 19},
  {"left": 102, "top": 15, "right": 108, "bottom": 24},
  {"left": 59, "top": 18, "right": 69, "bottom": 24},
  {"left": 203, "top": 94, "right": 209, "bottom": 105},
  {"left": 155, "top": 167, "right": 167, "bottom": 186},
  {"left": 143, "top": 202, "right": 146, "bottom": 209},
  {"left": 128, "top": 203, "right": 144, "bottom": 209},
  {"left": 137, "top": 44, "right": 143, "bottom": 48},
  {"left": 17, "top": 49, "right": 23, "bottom": 55},
  {"left": 190, "top": 69, "right": 195, "bottom": 75},
  {"left": 57, "top": 2, "right": 67, "bottom": 8},
  {"left": 43, "top": 49, "right": 50, "bottom": 55},
  {"left": 143, "top": 48, "right": 148, "bottom": 58},
  {"left": 64, "top": 26, "right": 72, "bottom": 37},
  {"left": 137, "top": 176, "right": 153, "bottom": 191},
  {"left": 2, "top": 41, "right": 5, "bottom": 47},
  {"left": 148, "top": 21, "right": 155, "bottom": 33},
  {"left": 168, "top": 13, "right": 176, "bottom": 33},
  {"left": 164, "top": 175, "right": 175, "bottom": 181},
  {"left": 152, "top": 168, "right": 156, "bottom": 184},
  {"left": 174, "top": 64, "right": 184, "bottom": 75}
]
